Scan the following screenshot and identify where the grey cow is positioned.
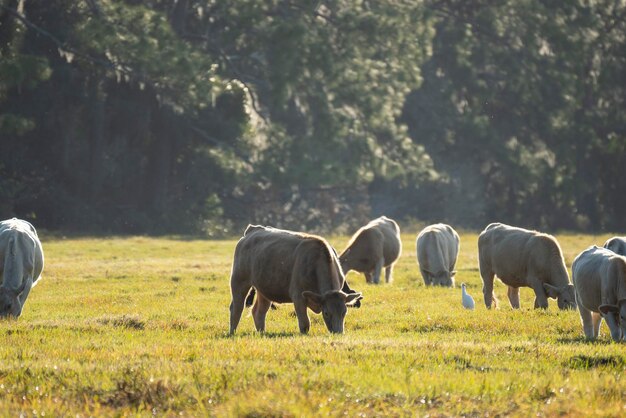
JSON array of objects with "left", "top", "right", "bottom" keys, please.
[
  {"left": 478, "top": 223, "right": 575, "bottom": 310},
  {"left": 339, "top": 216, "right": 401, "bottom": 284},
  {"left": 0, "top": 218, "right": 44, "bottom": 318},
  {"left": 416, "top": 223, "right": 460, "bottom": 287},
  {"left": 229, "top": 225, "right": 362, "bottom": 335},
  {"left": 604, "top": 236, "right": 626, "bottom": 256},
  {"left": 572, "top": 246, "right": 626, "bottom": 341}
]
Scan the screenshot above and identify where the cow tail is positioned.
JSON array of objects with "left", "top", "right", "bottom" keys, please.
[
  {"left": 492, "top": 291, "right": 499, "bottom": 309},
  {"left": 245, "top": 288, "right": 256, "bottom": 307},
  {"left": 245, "top": 288, "right": 277, "bottom": 310}
]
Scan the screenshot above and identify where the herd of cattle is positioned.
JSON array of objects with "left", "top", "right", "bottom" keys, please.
[
  {"left": 1, "top": 216, "right": 625, "bottom": 341},
  {"left": 229, "top": 217, "right": 626, "bottom": 341}
]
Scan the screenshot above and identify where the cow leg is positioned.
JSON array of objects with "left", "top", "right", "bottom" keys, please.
[
  {"left": 577, "top": 300, "right": 596, "bottom": 339},
  {"left": 479, "top": 257, "right": 497, "bottom": 308},
  {"left": 229, "top": 276, "right": 251, "bottom": 335},
  {"left": 420, "top": 268, "right": 432, "bottom": 286},
  {"left": 364, "top": 271, "right": 373, "bottom": 284},
  {"left": 591, "top": 312, "right": 602, "bottom": 338},
  {"left": 252, "top": 292, "right": 272, "bottom": 332},
  {"left": 481, "top": 271, "right": 497, "bottom": 309},
  {"left": 530, "top": 280, "right": 549, "bottom": 309},
  {"left": 294, "top": 300, "right": 311, "bottom": 334},
  {"left": 372, "top": 258, "right": 384, "bottom": 284},
  {"left": 17, "top": 277, "right": 34, "bottom": 316},
  {"left": 384, "top": 265, "right": 394, "bottom": 283},
  {"left": 507, "top": 286, "right": 520, "bottom": 309},
  {"left": 603, "top": 312, "right": 622, "bottom": 342}
]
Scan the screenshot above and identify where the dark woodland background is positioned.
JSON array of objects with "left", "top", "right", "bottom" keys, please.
[{"left": 1, "top": 0, "right": 625, "bottom": 235}]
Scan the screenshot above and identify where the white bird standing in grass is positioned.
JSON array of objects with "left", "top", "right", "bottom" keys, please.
[{"left": 461, "top": 283, "right": 475, "bottom": 310}]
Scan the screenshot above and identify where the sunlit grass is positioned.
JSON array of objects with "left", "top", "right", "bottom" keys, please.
[{"left": 0, "top": 231, "right": 624, "bottom": 416}]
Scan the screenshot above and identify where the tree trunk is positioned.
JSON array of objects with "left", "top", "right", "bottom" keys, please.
[
  {"left": 89, "top": 77, "right": 106, "bottom": 203},
  {"left": 144, "top": 106, "right": 172, "bottom": 216}
]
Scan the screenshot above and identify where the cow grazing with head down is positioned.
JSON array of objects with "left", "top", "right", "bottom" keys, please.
[
  {"left": 0, "top": 218, "right": 44, "bottom": 318},
  {"left": 573, "top": 245, "right": 626, "bottom": 342},
  {"left": 478, "top": 223, "right": 575, "bottom": 310},
  {"left": 416, "top": 223, "right": 460, "bottom": 287},
  {"left": 229, "top": 225, "right": 362, "bottom": 335},
  {"left": 339, "top": 216, "right": 401, "bottom": 284},
  {"left": 603, "top": 237, "right": 626, "bottom": 256}
]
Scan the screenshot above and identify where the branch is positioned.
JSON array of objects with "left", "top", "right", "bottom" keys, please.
[
  {"left": 0, "top": 4, "right": 136, "bottom": 79},
  {"left": 182, "top": 31, "right": 270, "bottom": 125}
]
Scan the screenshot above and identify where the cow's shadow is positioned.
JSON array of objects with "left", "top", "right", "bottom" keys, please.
[
  {"left": 222, "top": 330, "right": 300, "bottom": 339},
  {"left": 556, "top": 336, "right": 614, "bottom": 345}
]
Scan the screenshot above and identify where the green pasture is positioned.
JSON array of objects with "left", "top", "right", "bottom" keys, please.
[{"left": 1, "top": 231, "right": 625, "bottom": 416}]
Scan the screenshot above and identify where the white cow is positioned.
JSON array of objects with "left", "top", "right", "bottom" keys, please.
[
  {"left": 0, "top": 218, "right": 44, "bottom": 318},
  {"left": 416, "top": 223, "right": 460, "bottom": 287},
  {"left": 603, "top": 236, "right": 626, "bottom": 256},
  {"left": 478, "top": 223, "right": 575, "bottom": 310},
  {"left": 572, "top": 245, "right": 626, "bottom": 341}
]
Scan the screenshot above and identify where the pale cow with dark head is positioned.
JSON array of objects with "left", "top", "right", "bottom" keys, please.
[
  {"left": 0, "top": 218, "right": 44, "bottom": 318},
  {"left": 416, "top": 223, "right": 460, "bottom": 287},
  {"left": 573, "top": 245, "right": 626, "bottom": 342},
  {"left": 229, "top": 225, "right": 362, "bottom": 335},
  {"left": 339, "top": 216, "right": 401, "bottom": 284},
  {"left": 478, "top": 223, "right": 575, "bottom": 310}
]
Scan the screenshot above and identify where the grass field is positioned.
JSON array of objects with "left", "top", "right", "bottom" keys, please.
[{"left": 1, "top": 230, "right": 625, "bottom": 417}]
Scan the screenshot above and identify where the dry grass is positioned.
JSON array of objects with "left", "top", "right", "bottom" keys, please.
[{"left": 0, "top": 231, "right": 624, "bottom": 416}]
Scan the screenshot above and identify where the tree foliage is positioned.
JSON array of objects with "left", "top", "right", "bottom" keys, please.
[
  {"left": 0, "top": 0, "right": 625, "bottom": 234},
  {"left": 403, "top": 0, "right": 626, "bottom": 230}
]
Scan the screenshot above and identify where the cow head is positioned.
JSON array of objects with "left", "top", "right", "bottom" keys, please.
[
  {"left": 543, "top": 283, "right": 576, "bottom": 310},
  {"left": 429, "top": 270, "right": 456, "bottom": 287},
  {"left": 302, "top": 290, "right": 362, "bottom": 334},
  {"left": 599, "top": 299, "right": 626, "bottom": 341},
  {"left": 0, "top": 283, "right": 25, "bottom": 319}
]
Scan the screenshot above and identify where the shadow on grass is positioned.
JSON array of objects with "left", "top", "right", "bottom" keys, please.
[
  {"left": 556, "top": 336, "right": 613, "bottom": 345},
  {"left": 564, "top": 354, "right": 625, "bottom": 370},
  {"left": 221, "top": 330, "right": 300, "bottom": 339}
]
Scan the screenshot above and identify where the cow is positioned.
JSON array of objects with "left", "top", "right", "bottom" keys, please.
[
  {"left": 0, "top": 218, "right": 44, "bottom": 318},
  {"left": 229, "top": 225, "right": 362, "bottom": 335},
  {"left": 339, "top": 216, "right": 401, "bottom": 284},
  {"left": 603, "top": 236, "right": 626, "bottom": 256},
  {"left": 572, "top": 245, "right": 626, "bottom": 341},
  {"left": 416, "top": 223, "right": 460, "bottom": 287},
  {"left": 478, "top": 223, "right": 575, "bottom": 310}
]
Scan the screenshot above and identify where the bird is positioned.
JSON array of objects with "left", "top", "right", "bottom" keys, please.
[{"left": 461, "top": 283, "right": 475, "bottom": 310}]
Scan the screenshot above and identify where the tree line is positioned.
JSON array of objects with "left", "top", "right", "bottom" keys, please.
[{"left": 1, "top": 0, "right": 624, "bottom": 235}]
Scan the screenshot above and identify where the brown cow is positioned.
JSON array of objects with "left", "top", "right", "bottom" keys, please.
[
  {"left": 478, "top": 223, "right": 575, "bottom": 310},
  {"left": 339, "top": 216, "right": 402, "bottom": 284},
  {"left": 229, "top": 225, "right": 362, "bottom": 334}
]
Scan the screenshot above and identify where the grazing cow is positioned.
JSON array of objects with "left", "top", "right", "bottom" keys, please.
[
  {"left": 229, "top": 225, "right": 362, "bottom": 334},
  {"left": 416, "top": 223, "right": 460, "bottom": 287},
  {"left": 572, "top": 246, "right": 626, "bottom": 341},
  {"left": 603, "top": 237, "right": 626, "bottom": 256},
  {"left": 339, "top": 216, "right": 401, "bottom": 284},
  {"left": 0, "top": 218, "right": 44, "bottom": 318},
  {"left": 478, "top": 223, "right": 575, "bottom": 310}
]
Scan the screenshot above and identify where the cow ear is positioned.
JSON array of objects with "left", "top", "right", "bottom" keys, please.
[
  {"left": 302, "top": 291, "right": 323, "bottom": 313},
  {"left": 599, "top": 304, "right": 619, "bottom": 315},
  {"left": 344, "top": 292, "right": 363, "bottom": 306},
  {"left": 543, "top": 283, "right": 560, "bottom": 299}
]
